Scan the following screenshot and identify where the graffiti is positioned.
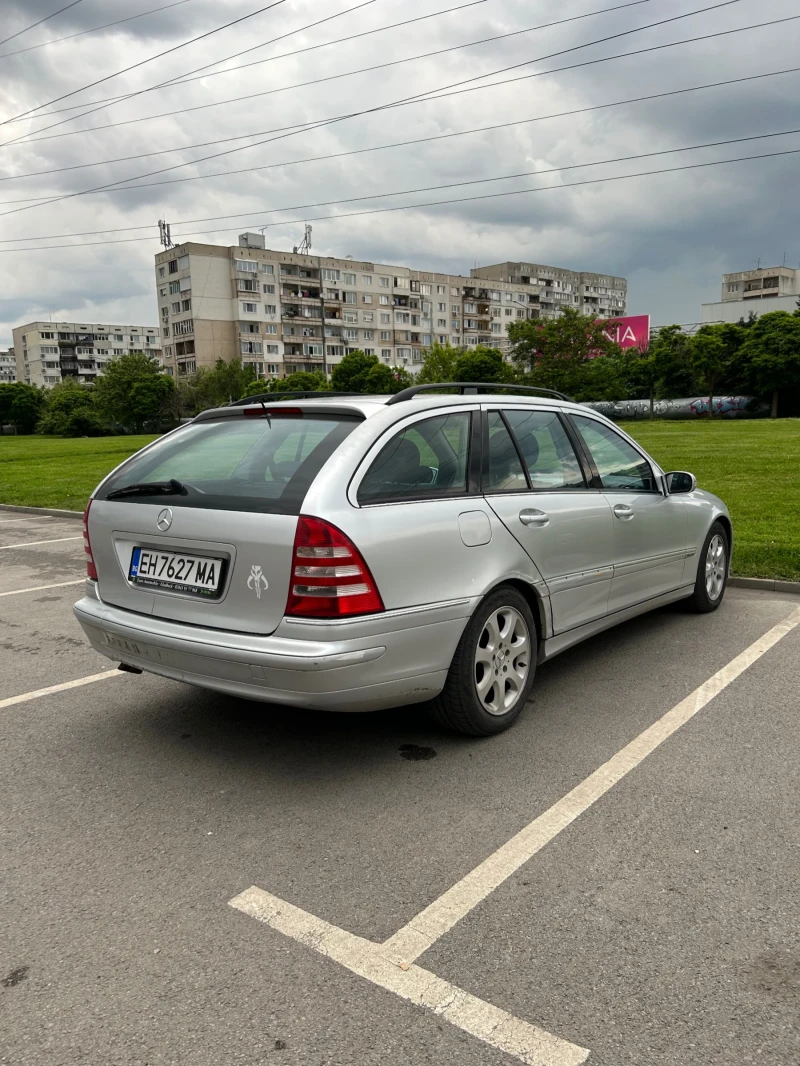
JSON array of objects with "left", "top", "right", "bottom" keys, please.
[{"left": 584, "top": 396, "right": 769, "bottom": 421}]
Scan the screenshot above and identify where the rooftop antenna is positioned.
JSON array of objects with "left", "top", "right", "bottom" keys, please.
[
  {"left": 158, "top": 219, "right": 173, "bottom": 249},
  {"left": 755, "top": 257, "right": 762, "bottom": 270},
  {"left": 296, "top": 223, "right": 312, "bottom": 255}
]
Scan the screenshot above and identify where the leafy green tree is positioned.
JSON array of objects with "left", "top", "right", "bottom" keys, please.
[
  {"left": 416, "top": 342, "right": 461, "bottom": 384},
  {"left": 363, "top": 363, "right": 413, "bottom": 394},
  {"left": 645, "top": 325, "right": 696, "bottom": 400},
  {"left": 690, "top": 323, "right": 745, "bottom": 415},
  {"left": 508, "top": 307, "right": 621, "bottom": 398},
  {"left": 453, "top": 346, "right": 515, "bottom": 383},
  {"left": 37, "top": 379, "right": 100, "bottom": 435},
  {"left": 262, "top": 370, "right": 330, "bottom": 394},
  {"left": 93, "top": 352, "right": 174, "bottom": 432},
  {"left": 204, "top": 357, "right": 257, "bottom": 404},
  {"left": 330, "top": 350, "right": 381, "bottom": 392},
  {"left": 733, "top": 311, "right": 800, "bottom": 417},
  {"left": 0, "top": 381, "right": 46, "bottom": 434}
]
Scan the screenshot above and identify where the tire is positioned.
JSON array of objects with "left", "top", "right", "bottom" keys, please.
[
  {"left": 688, "top": 520, "right": 729, "bottom": 613},
  {"left": 428, "top": 586, "right": 537, "bottom": 736}
]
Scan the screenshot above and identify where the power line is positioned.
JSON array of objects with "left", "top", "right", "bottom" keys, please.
[
  {"left": 0, "top": 0, "right": 492, "bottom": 123},
  {"left": 0, "top": 0, "right": 86, "bottom": 50},
  {"left": 0, "top": 65, "right": 795, "bottom": 206},
  {"left": 3, "top": 145, "right": 797, "bottom": 254},
  {"left": 0, "top": 1, "right": 291, "bottom": 127},
  {"left": 0, "top": 0, "right": 760, "bottom": 218},
  {"left": 3, "top": 0, "right": 390, "bottom": 147},
  {"left": 3, "top": 127, "right": 798, "bottom": 245},
  {"left": 0, "top": 1, "right": 198, "bottom": 60},
  {"left": 6, "top": 0, "right": 662, "bottom": 151}
]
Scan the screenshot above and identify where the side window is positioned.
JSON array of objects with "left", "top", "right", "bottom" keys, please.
[
  {"left": 358, "top": 413, "right": 471, "bottom": 503},
  {"left": 504, "top": 410, "right": 586, "bottom": 490},
  {"left": 572, "top": 415, "right": 657, "bottom": 492},
  {"left": 486, "top": 412, "right": 527, "bottom": 493}
]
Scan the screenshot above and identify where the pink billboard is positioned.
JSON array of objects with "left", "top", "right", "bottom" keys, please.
[{"left": 599, "top": 314, "right": 651, "bottom": 350}]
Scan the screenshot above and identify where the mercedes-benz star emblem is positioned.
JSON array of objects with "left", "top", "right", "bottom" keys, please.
[{"left": 156, "top": 508, "right": 173, "bottom": 532}]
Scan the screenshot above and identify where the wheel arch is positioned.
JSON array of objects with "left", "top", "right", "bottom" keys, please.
[{"left": 483, "top": 577, "right": 546, "bottom": 647}]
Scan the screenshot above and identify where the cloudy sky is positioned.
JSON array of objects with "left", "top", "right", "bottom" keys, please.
[{"left": 1, "top": 0, "right": 798, "bottom": 346}]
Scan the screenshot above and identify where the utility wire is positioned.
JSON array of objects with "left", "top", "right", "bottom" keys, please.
[
  {"left": 3, "top": 126, "right": 798, "bottom": 242},
  {"left": 0, "top": 1, "right": 198, "bottom": 60},
  {"left": 0, "top": 0, "right": 759, "bottom": 219},
  {"left": 1, "top": 0, "right": 492, "bottom": 122},
  {"left": 0, "top": 0, "right": 86, "bottom": 50},
  {"left": 0, "top": 65, "right": 796, "bottom": 201},
  {"left": 3, "top": 146, "right": 797, "bottom": 254},
  {"left": 4, "top": 0, "right": 389, "bottom": 146},
  {"left": 1, "top": 1, "right": 291, "bottom": 127},
  {"left": 6, "top": 0, "right": 663, "bottom": 150}
]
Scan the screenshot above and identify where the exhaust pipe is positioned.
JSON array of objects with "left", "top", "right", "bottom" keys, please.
[{"left": 117, "top": 663, "right": 143, "bottom": 674}]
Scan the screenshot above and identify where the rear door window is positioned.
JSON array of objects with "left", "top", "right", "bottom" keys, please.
[
  {"left": 485, "top": 409, "right": 586, "bottom": 493},
  {"left": 358, "top": 412, "right": 471, "bottom": 503},
  {"left": 98, "top": 414, "right": 359, "bottom": 514}
]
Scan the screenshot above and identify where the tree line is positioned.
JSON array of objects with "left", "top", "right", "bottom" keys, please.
[{"left": 2, "top": 306, "right": 798, "bottom": 435}]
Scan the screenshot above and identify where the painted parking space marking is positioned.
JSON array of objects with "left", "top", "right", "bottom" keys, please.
[
  {"left": 230, "top": 606, "right": 800, "bottom": 1064},
  {"left": 0, "top": 669, "right": 121, "bottom": 711},
  {"left": 0, "top": 517, "right": 54, "bottom": 525},
  {"left": 229, "top": 887, "right": 589, "bottom": 1066},
  {"left": 0, "top": 579, "right": 84, "bottom": 598},
  {"left": 0, "top": 537, "right": 82, "bottom": 550}
]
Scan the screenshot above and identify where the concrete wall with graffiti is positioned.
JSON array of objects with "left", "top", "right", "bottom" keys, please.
[{"left": 584, "top": 396, "right": 770, "bottom": 420}]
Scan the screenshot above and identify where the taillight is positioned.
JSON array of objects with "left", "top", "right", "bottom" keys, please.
[
  {"left": 83, "top": 498, "right": 98, "bottom": 581},
  {"left": 286, "top": 516, "right": 384, "bottom": 619}
]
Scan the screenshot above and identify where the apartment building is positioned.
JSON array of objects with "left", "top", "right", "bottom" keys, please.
[
  {"left": 155, "top": 236, "right": 624, "bottom": 379},
  {"left": 701, "top": 266, "right": 800, "bottom": 324},
  {"left": 470, "top": 261, "right": 627, "bottom": 319},
  {"left": 0, "top": 349, "right": 17, "bottom": 382},
  {"left": 11, "top": 322, "right": 162, "bottom": 387}
]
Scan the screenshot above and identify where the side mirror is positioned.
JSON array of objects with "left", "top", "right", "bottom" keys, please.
[{"left": 665, "top": 471, "right": 697, "bottom": 494}]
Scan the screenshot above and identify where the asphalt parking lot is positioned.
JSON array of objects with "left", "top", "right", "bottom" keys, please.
[{"left": 2, "top": 511, "right": 799, "bottom": 1066}]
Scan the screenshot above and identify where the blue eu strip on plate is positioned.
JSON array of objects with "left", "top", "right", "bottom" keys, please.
[{"left": 129, "top": 547, "right": 141, "bottom": 578}]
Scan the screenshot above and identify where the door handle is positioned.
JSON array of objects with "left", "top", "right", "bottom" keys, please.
[
  {"left": 519, "top": 508, "right": 549, "bottom": 527},
  {"left": 613, "top": 504, "right": 635, "bottom": 520}
]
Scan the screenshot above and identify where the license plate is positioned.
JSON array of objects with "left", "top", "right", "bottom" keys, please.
[{"left": 129, "top": 547, "right": 224, "bottom": 598}]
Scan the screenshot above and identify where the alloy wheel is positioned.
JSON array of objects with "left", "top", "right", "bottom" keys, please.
[{"left": 474, "top": 606, "right": 531, "bottom": 716}]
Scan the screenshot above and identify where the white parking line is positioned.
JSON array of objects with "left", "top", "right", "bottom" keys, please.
[
  {"left": 229, "top": 606, "right": 800, "bottom": 1064},
  {"left": 0, "top": 517, "right": 54, "bottom": 525},
  {"left": 0, "top": 669, "right": 121, "bottom": 711},
  {"left": 0, "top": 537, "right": 82, "bottom": 550},
  {"left": 0, "top": 579, "right": 85, "bottom": 598},
  {"left": 230, "top": 887, "right": 588, "bottom": 1066}
]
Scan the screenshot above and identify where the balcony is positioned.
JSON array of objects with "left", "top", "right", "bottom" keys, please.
[{"left": 281, "top": 286, "right": 320, "bottom": 300}]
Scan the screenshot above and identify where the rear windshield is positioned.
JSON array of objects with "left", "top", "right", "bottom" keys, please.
[{"left": 98, "top": 414, "right": 359, "bottom": 514}]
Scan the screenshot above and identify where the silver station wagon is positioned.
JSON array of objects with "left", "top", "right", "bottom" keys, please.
[{"left": 75, "top": 384, "right": 732, "bottom": 735}]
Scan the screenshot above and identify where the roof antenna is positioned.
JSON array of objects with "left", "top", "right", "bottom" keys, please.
[{"left": 158, "top": 219, "right": 173, "bottom": 249}]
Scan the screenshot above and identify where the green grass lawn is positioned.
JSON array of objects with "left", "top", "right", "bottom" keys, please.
[
  {"left": 0, "top": 435, "right": 158, "bottom": 512},
  {"left": 1, "top": 420, "right": 798, "bottom": 579},
  {"left": 625, "top": 419, "right": 800, "bottom": 581}
]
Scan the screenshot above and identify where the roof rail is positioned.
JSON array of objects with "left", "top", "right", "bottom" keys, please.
[
  {"left": 384, "top": 382, "right": 572, "bottom": 405},
  {"left": 229, "top": 390, "right": 360, "bottom": 406}
]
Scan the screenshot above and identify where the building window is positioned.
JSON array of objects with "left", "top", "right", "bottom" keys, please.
[
  {"left": 264, "top": 284, "right": 275, "bottom": 294},
  {"left": 343, "top": 329, "right": 358, "bottom": 340},
  {"left": 394, "top": 277, "right": 409, "bottom": 289},
  {"left": 342, "top": 272, "right": 356, "bottom": 285},
  {"left": 266, "top": 347, "right": 279, "bottom": 357},
  {"left": 237, "top": 279, "right": 259, "bottom": 293},
  {"left": 304, "top": 344, "right": 323, "bottom": 356},
  {"left": 241, "top": 341, "right": 263, "bottom": 355},
  {"left": 362, "top": 275, "right": 372, "bottom": 286},
  {"left": 379, "top": 276, "right": 390, "bottom": 287},
  {"left": 344, "top": 311, "right": 358, "bottom": 323},
  {"left": 171, "top": 302, "right": 181, "bottom": 314},
  {"left": 396, "top": 347, "right": 412, "bottom": 359},
  {"left": 322, "top": 268, "right": 340, "bottom": 281},
  {"left": 343, "top": 291, "right": 356, "bottom": 304},
  {"left": 168, "top": 259, "right": 178, "bottom": 273},
  {"left": 505, "top": 309, "right": 513, "bottom": 317},
  {"left": 264, "top": 324, "right": 278, "bottom": 335},
  {"left": 362, "top": 312, "right": 374, "bottom": 323},
  {"left": 437, "top": 302, "right": 446, "bottom": 312},
  {"left": 173, "top": 319, "right": 194, "bottom": 336},
  {"left": 361, "top": 294, "right": 373, "bottom": 304},
  {"left": 265, "top": 304, "right": 277, "bottom": 315},
  {"left": 240, "top": 322, "right": 260, "bottom": 334},
  {"left": 261, "top": 263, "right": 274, "bottom": 274},
  {"left": 379, "top": 295, "right": 389, "bottom": 305},
  {"left": 380, "top": 330, "right": 391, "bottom": 341},
  {"left": 182, "top": 299, "right": 191, "bottom": 312},
  {"left": 241, "top": 302, "right": 258, "bottom": 313},
  {"left": 234, "top": 259, "right": 258, "bottom": 273},
  {"left": 380, "top": 313, "right": 390, "bottom": 324},
  {"left": 437, "top": 319, "right": 447, "bottom": 328},
  {"left": 363, "top": 330, "right": 374, "bottom": 340}
]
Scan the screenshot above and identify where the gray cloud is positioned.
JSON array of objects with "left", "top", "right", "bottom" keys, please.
[{"left": 1, "top": 0, "right": 800, "bottom": 345}]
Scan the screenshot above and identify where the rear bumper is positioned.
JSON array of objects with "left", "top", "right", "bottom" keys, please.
[{"left": 74, "top": 594, "right": 472, "bottom": 712}]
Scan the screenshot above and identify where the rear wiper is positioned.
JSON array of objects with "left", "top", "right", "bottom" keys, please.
[{"left": 106, "top": 478, "right": 188, "bottom": 500}]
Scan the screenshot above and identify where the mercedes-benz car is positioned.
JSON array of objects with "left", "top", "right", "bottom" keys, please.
[{"left": 74, "top": 384, "right": 731, "bottom": 735}]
